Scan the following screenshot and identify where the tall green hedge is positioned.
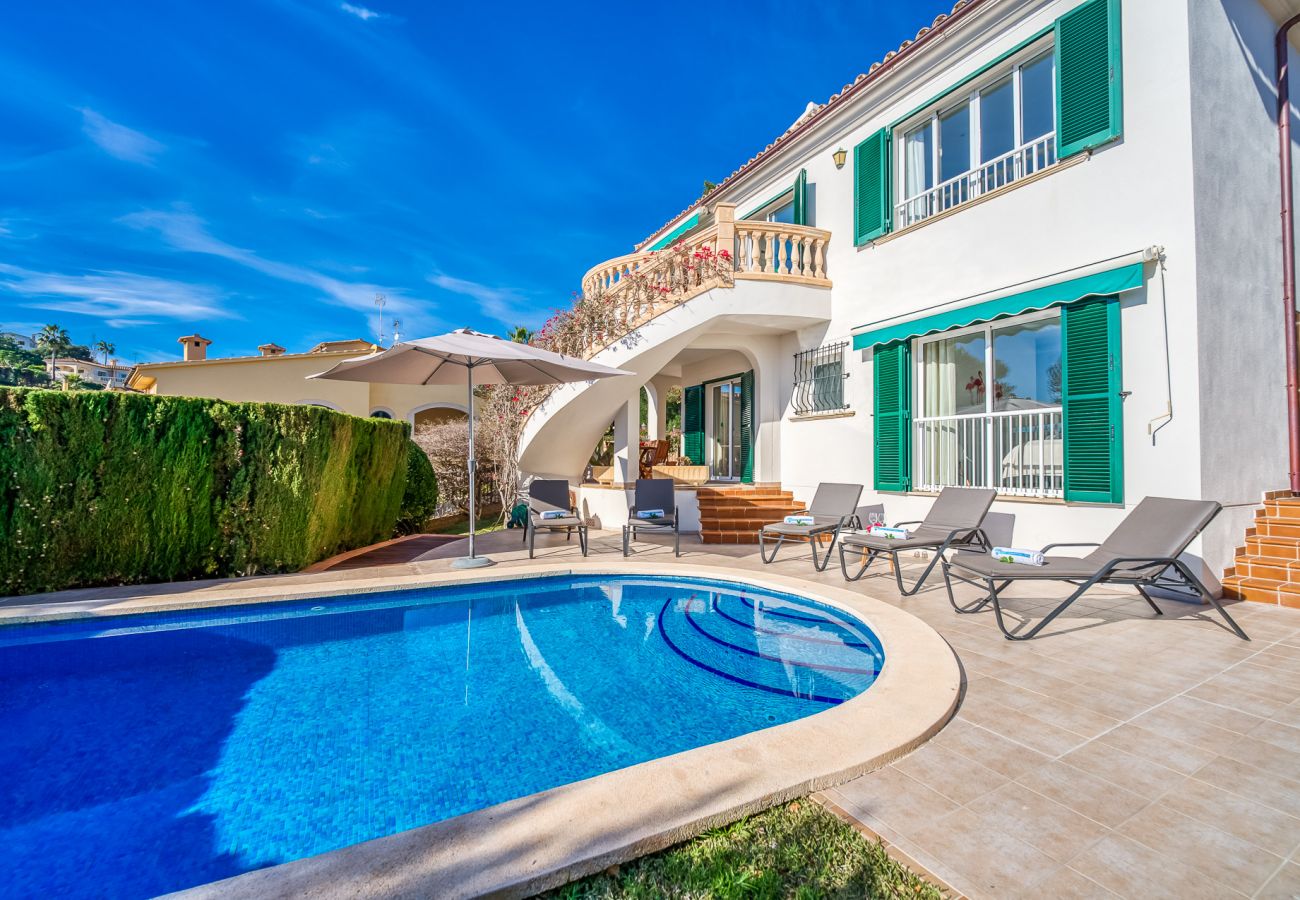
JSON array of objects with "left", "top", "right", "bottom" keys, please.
[
  {"left": 397, "top": 440, "right": 439, "bottom": 535},
  {"left": 0, "top": 387, "right": 412, "bottom": 596}
]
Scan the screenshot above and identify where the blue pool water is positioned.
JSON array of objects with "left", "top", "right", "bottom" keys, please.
[{"left": 0, "top": 575, "right": 883, "bottom": 898}]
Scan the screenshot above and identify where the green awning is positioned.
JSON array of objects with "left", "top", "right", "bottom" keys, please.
[
  {"left": 647, "top": 211, "right": 701, "bottom": 251},
  {"left": 851, "top": 262, "right": 1145, "bottom": 350}
]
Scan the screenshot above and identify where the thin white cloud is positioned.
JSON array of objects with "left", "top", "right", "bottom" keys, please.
[
  {"left": 0, "top": 263, "right": 232, "bottom": 322},
  {"left": 428, "top": 271, "right": 540, "bottom": 327},
  {"left": 340, "top": 2, "right": 384, "bottom": 20},
  {"left": 120, "top": 207, "right": 440, "bottom": 332},
  {"left": 77, "top": 108, "right": 164, "bottom": 165}
]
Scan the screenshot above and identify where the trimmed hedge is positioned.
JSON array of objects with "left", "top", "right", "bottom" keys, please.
[
  {"left": 396, "top": 440, "right": 439, "bottom": 535},
  {"left": 0, "top": 387, "right": 412, "bottom": 596}
]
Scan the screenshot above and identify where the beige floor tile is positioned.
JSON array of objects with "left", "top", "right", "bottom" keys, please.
[
  {"left": 1117, "top": 803, "right": 1282, "bottom": 894},
  {"left": 900, "top": 806, "right": 1061, "bottom": 897},
  {"left": 1011, "top": 866, "right": 1119, "bottom": 899},
  {"left": 1274, "top": 700, "right": 1300, "bottom": 731},
  {"left": 1220, "top": 733, "right": 1300, "bottom": 783},
  {"left": 1129, "top": 705, "right": 1249, "bottom": 756},
  {"left": 1158, "top": 694, "right": 1268, "bottom": 735},
  {"left": 1185, "top": 680, "right": 1290, "bottom": 720},
  {"left": 1250, "top": 719, "right": 1300, "bottom": 756},
  {"left": 892, "top": 742, "right": 1010, "bottom": 806},
  {"left": 1061, "top": 739, "right": 1186, "bottom": 800},
  {"left": 1097, "top": 723, "right": 1219, "bottom": 775},
  {"left": 958, "top": 696, "right": 1090, "bottom": 757},
  {"left": 1068, "top": 834, "right": 1247, "bottom": 899},
  {"left": 828, "top": 766, "right": 959, "bottom": 837},
  {"left": 1015, "top": 761, "right": 1150, "bottom": 827},
  {"left": 929, "top": 718, "right": 1052, "bottom": 779},
  {"left": 1011, "top": 692, "right": 1123, "bottom": 739},
  {"left": 1192, "top": 757, "right": 1300, "bottom": 819},
  {"left": 963, "top": 780, "right": 1111, "bottom": 864},
  {"left": 1053, "top": 682, "right": 1161, "bottom": 721},
  {"left": 1257, "top": 861, "right": 1300, "bottom": 900},
  {"left": 1159, "top": 777, "right": 1300, "bottom": 858}
]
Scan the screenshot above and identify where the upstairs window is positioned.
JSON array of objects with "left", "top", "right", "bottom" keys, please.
[{"left": 897, "top": 47, "right": 1057, "bottom": 229}]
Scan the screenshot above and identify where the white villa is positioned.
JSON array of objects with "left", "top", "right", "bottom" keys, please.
[{"left": 520, "top": 0, "right": 1300, "bottom": 598}]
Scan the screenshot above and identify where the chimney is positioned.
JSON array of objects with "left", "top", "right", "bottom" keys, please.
[
  {"left": 258, "top": 343, "right": 286, "bottom": 357},
  {"left": 178, "top": 334, "right": 212, "bottom": 361}
]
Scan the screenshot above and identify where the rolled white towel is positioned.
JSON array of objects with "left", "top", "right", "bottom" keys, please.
[
  {"left": 636, "top": 509, "right": 666, "bottom": 520},
  {"left": 992, "top": 546, "right": 1045, "bottom": 566},
  {"left": 868, "top": 525, "right": 909, "bottom": 540},
  {"left": 783, "top": 514, "right": 815, "bottom": 525},
  {"left": 539, "top": 509, "right": 568, "bottom": 520}
]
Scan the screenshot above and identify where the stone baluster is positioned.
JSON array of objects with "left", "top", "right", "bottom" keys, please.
[{"left": 814, "top": 239, "right": 827, "bottom": 280}]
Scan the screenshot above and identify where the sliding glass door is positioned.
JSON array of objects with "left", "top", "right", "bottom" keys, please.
[{"left": 709, "top": 378, "right": 744, "bottom": 481}]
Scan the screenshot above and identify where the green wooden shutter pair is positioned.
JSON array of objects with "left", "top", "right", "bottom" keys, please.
[
  {"left": 854, "top": 129, "right": 891, "bottom": 244},
  {"left": 1062, "top": 297, "right": 1123, "bottom": 503},
  {"left": 739, "top": 370, "right": 755, "bottom": 484},
  {"left": 872, "top": 341, "right": 911, "bottom": 492},
  {"left": 682, "top": 384, "right": 704, "bottom": 466},
  {"left": 1056, "top": 0, "right": 1123, "bottom": 159}
]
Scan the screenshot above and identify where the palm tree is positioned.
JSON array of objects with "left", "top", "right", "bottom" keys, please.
[
  {"left": 94, "top": 339, "right": 116, "bottom": 364},
  {"left": 507, "top": 325, "right": 533, "bottom": 344},
  {"left": 35, "top": 324, "right": 70, "bottom": 383}
]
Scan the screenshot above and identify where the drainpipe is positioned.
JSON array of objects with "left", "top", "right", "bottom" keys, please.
[{"left": 1278, "top": 15, "right": 1300, "bottom": 494}]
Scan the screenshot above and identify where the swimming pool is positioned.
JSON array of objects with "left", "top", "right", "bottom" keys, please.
[{"left": 0, "top": 574, "right": 883, "bottom": 899}]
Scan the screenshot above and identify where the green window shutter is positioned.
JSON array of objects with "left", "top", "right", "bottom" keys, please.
[
  {"left": 739, "top": 369, "right": 755, "bottom": 483},
  {"left": 873, "top": 340, "right": 911, "bottom": 492},
  {"left": 854, "top": 128, "right": 891, "bottom": 245},
  {"left": 1056, "top": 0, "right": 1123, "bottom": 159},
  {"left": 793, "top": 169, "right": 808, "bottom": 226},
  {"left": 1062, "top": 297, "right": 1123, "bottom": 503},
  {"left": 682, "top": 384, "right": 705, "bottom": 466}
]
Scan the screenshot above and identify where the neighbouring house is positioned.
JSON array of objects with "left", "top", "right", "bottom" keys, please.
[
  {"left": 0, "top": 331, "right": 36, "bottom": 351},
  {"left": 51, "top": 357, "right": 133, "bottom": 389},
  {"left": 520, "top": 0, "right": 1300, "bottom": 596},
  {"left": 126, "top": 334, "right": 468, "bottom": 428}
]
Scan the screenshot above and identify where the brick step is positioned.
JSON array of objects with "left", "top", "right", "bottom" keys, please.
[
  {"left": 697, "top": 496, "right": 799, "bottom": 510},
  {"left": 1263, "top": 499, "right": 1300, "bottom": 519},
  {"left": 1244, "top": 534, "right": 1300, "bottom": 559},
  {"left": 1232, "top": 555, "right": 1300, "bottom": 582},
  {"left": 1251, "top": 518, "right": 1300, "bottom": 539},
  {"left": 699, "top": 504, "right": 805, "bottom": 519},
  {"left": 1223, "top": 575, "right": 1283, "bottom": 604},
  {"left": 700, "top": 531, "right": 761, "bottom": 544}
]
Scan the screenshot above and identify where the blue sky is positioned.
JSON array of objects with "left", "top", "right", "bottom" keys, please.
[{"left": 0, "top": 0, "right": 950, "bottom": 363}]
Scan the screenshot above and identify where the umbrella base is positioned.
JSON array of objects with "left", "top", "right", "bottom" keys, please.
[{"left": 450, "top": 555, "right": 495, "bottom": 570}]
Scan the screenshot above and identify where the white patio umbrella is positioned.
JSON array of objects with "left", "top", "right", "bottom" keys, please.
[{"left": 311, "top": 329, "right": 632, "bottom": 568}]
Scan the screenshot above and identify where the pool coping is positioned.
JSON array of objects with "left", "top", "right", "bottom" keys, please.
[{"left": 7, "top": 563, "right": 960, "bottom": 900}]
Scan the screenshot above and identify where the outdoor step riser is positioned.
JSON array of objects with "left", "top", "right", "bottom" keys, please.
[
  {"left": 698, "top": 509, "right": 806, "bottom": 522},
  {"left": 1245, "top": 536, "right": 1300, "bottom": 559},
  {"left": 1263, "top": 500, "right": 1300, "bottom": 519},
  {"left": 697, "top": 499, "right": 800, "bottom": 510},
  {"left": 1254, "top": 521, "right": 1300, "bottom": 539}
]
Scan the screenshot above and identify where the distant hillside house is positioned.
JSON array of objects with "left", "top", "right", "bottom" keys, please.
[
  {"left": 126, "top": 333, "right": 468, "bottom": 428},
  {"left": 53, "top": 357, "right": 132, "bottom": 389},
  {"left": 0, "top": 331, "right": 36, "bottom": 351}
]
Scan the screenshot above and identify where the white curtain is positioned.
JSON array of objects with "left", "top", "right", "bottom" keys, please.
[
  {"left": 904, "top": 126, "right": 931, "bottom": 221},
  {"left": 921, "top": 339, "right": 958, "bottom": 488}
]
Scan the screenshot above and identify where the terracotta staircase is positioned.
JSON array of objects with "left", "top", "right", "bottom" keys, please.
[
  {"left": 696, "top": 485, "right": 806, "bottom": 544},
  {"left": 1223, "top": 490, "right": 1300, "bottom": 607}
]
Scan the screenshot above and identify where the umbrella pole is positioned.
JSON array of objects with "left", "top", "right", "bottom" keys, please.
[{"left": 452, "top": 363, "right": 493, "bottom": 569}]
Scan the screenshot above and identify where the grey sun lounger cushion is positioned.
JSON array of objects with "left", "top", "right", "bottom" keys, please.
[
  {"left": 526, "top": 479, "right": 587, "bottom": 558},
  {"left": 838, "top": 487, "right": 996, "bottom": 595},
  {"left": 943, "top": 496, "right": 1247, "bottom": 641},
  {"left": 624, "top": 479, "right": 681, "bottom": 557},
  {"left": 759, "top": 482, "right": 863, "bottom": 572}
]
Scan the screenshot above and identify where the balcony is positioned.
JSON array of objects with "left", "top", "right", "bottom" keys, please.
[
  {"left": 573, "top": 205, "right": 831, "bottom": 358},
  {"left": 895, "top": 132, "right": 1058, "bottom": 230},
  {"left": 914, "top": 406, "right": 1064, "bottom": 499}
]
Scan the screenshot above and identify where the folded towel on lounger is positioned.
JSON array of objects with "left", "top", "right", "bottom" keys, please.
[
  {"left": 991, "top": 547, "right": 1045, "bottom": 566},
  {"left": 540, "top": 509, "right": 568, "bottom": 520},
  {"left": 783, "top": 514, "right": 815, "bottom": 526},
  {"left": 636, "top": 509, "right": 666, "bottom": 520},
  {"left": 869, "top": 525, "right": 909, "bottom": 540}
]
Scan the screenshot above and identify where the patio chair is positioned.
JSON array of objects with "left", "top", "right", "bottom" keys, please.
[
  {"left": 941, "top": 496, "right": 1249, "bottom": 641},
  {"left": 639, "top": 439, "right": 670, "bottom": 479},
  {"left": 758, "top": 483, "right": 863, "bottom": 572},
  {"left": 523, "top": 479, "right": 587, "bottom": 559},
  {"left": 623, "top": 478, "right": 680, "bottom": 557},
  {"left": 838, "top": 487, "right": 996, "bottom": 596}
]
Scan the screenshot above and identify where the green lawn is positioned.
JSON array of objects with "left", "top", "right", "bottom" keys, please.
[{"left": 541, "top": 801, "right": 941, "bottom": 900}]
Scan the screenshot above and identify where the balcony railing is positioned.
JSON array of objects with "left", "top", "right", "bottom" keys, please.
[
  {"left": 895, "top": 132, "right": 1058, "bottom": 230},
  {"left": 914, "top": 406, "right": 1063, "bottom": 498},
  {"left": 571, "top": 206, "right": 831, "bottom": 357}
]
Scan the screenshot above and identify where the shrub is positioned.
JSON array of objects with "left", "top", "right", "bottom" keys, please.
[
  {"left": 395, "top": 440, "right": 439, "bottom": 535},
  {"left": 0, "top": 387, "right": 411, "bottom": 596}
]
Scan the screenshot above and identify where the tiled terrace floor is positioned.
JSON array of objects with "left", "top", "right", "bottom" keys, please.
[{"left": 12, "top": 528, "right": 1300, "bottom": 899}]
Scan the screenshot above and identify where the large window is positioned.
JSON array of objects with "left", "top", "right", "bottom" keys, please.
[
  {"left": 897, "top": 47, "right": 1057, "bottom": 228},
  {"left": 913, "top": 311, "right": 1064, "bottom": 497}
]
